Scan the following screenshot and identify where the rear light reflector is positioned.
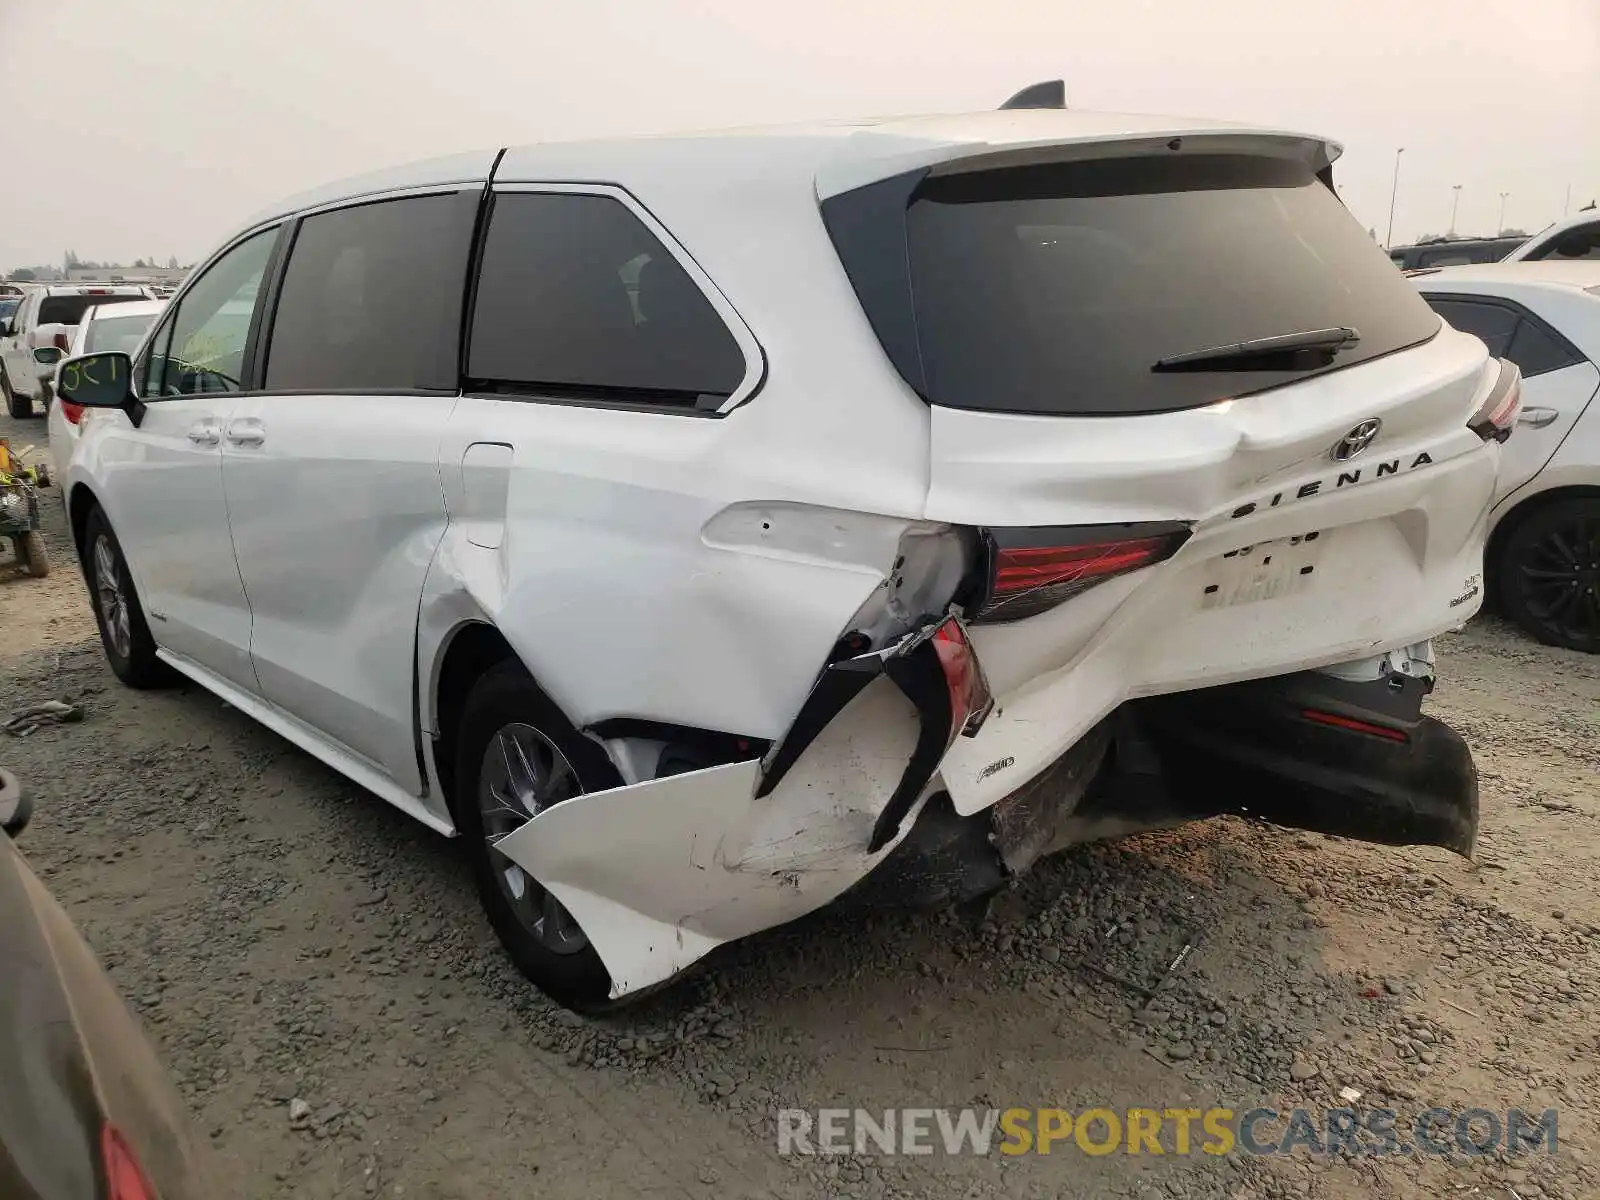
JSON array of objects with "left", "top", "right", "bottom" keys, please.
[
  {"left": 971, "top": 524, "right": 1191, "bottom": 623},
  {"left": 101, "top": 1122, "right": 157, "bottom": 1200},
  {"left": 1300, "top": 708, "right": 1409, "bottom": 743},
  {"left": 1469, "top": 358, "right": 1521, "bottom": 442}
]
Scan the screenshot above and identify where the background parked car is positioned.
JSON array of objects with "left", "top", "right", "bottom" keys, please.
[
  {"left": 1504, "top": 209, "right": 1600, "bottom": 263},
  {"left": 0, "top": 767, "right": 212, "bottom": 1200},
  {"left": 1413, "top": 259, "right": 1600, "bottom": 652},
  {"left": 1389, "top": 236, "right": 1524, "bottom": 270},
  {"left": 0, "top": 285, "right": 153, "bottom": 418},
  {"left": 47, "top": 301, "right": 166, "bottom": 485}
]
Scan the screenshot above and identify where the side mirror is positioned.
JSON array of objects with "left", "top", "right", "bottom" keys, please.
[
  {"left": 0, "top": 767, "right": 30, "bottom": 838},
  {"left": 32, "top": 346, "right": 63, "bottom": 366},
  {"left": 56, "top": 351, "right": 142, "bottom": 423}
]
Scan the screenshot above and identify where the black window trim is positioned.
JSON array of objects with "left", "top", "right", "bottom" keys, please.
[
  {"left": 1419, "top": 291, "right": 1588, "bottom": 377},
  {"left": 249, "top": 183, "right": 485, "bottom": 396},
  {"left": 462, "top": 181, "right": 767, "bottom": 419},
  {"left": 134, "top": 221, "right": 286, "bottom": 403}
]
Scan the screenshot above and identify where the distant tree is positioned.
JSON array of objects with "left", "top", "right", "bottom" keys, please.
[
  {"left": 64, "top": 250, "right": 80, "bottom": 269},
  {"left": 133, "top": 257, "right": 148, "bottom": 269},
  {"left": 1500, "top": 227, "right": 1528, "bottom": 237},
  {"left": 7, "top": 268, "right": 37, "bottom": 282},
  {"left": 166, "top": 255, "right": 179, "bottom": 269}
]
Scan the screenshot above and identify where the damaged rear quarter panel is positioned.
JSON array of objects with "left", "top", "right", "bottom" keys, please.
[{"left": 418, "top": 395, "right": 936, "bottom": 745}]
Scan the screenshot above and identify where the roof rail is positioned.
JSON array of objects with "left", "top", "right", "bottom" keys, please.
[{"left": 999, "top": 80, "right": 1066, "bottom": 110}]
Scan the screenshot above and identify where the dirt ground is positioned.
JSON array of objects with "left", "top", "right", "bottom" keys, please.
[{"left": 2, "top": 404, "right": 1597, "bottom": 1200}]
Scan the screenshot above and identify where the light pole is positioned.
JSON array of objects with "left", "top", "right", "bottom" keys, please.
[
  {"left": 1449, "top": 184, "right": 1463, "bottom": 236},
  {"left": 1498, "top": 192, "right": 1510, "bottom": 233},
  {"left": 1385, "top": 147, "right": 1404, "bottom": 247}
]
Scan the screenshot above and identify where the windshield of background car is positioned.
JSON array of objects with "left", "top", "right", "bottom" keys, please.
[
  {"left": 0, "top": 299, "right": 17, "bottom": 321},
  {"left": 902, "top": 154, "right": 1441, "bottom": 415},
  {"left": 38, "top": 294, "right": 146, "bottom": 326},
  {"left": 84, "top": 313, "right": 158, "bottom": 354}
]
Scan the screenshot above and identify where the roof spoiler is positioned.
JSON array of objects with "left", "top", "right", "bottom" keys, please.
[{"left": 999, "top": 80, "right": 1066, "bottom": 110}]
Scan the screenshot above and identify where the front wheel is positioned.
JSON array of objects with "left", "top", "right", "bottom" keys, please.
[
  {"left": 1, "top": 369, "right": 28, "bottom": 419},
  {"left": 454, "top": 662, "right": 623, "bottom": 1011},
  {"left": 1498, "top": 497, "right": 1600, "bottom": 653},
  {"left": 81, "top": 507, "right": 170, "bottom": 686}
]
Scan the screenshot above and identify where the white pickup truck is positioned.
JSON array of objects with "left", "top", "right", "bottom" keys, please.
[{"left": 0, "top": 284, "right": 153, "bottom": 417}]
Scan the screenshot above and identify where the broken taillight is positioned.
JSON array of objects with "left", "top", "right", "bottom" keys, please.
[
  {"left": 929, "top": 617, "right": 993, "bottom": 741},
  {"left": 1469, "top": 358, "right": 1521, "bottom": 443},
  {"left": 970, "top": 524, "right": 1191, "bottom": 623},
  {"left": 101, "top": 1122, "right": 157, "bottom": 1200}
]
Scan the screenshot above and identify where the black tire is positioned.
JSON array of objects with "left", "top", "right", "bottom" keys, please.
[
  {"left": 1497, "top": 497, "right": 1600, "bottom": 654},
  {"left": 81, "top": 506, "right": 170, "bottom": 686},
  {"left": 454, "top": 661, "right": 625, "bottom": 1011},
  {"left": 1, "top": 368, "right": 29, "bottom": 419}
]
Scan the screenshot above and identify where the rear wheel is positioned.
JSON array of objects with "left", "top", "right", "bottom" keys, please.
[
  {"left": 81, "top": 507, "right": 169, "bottom": 686},
  {"left": 454, "top": 662, "right": 622, "bottom": 1010},
  {"left": 1498, "top": 497, "right": 1600, "bottom": 653}
]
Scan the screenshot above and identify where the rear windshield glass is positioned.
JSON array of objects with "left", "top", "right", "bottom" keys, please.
[
  {"left": 904, "top": 155, "right": 1441, "bottom": 416},
  {"left": 85, "top": 313, "right": 157, "bottom": 354},
  {"left": 39, "top": 293, "right": 145, "bottom": 326}
]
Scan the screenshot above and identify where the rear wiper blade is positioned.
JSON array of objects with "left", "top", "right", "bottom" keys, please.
[{"left": 1152, "top": 326, "right": 1361, "bottom": 372}]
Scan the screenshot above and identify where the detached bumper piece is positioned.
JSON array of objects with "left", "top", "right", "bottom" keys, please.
[
  {"left": 847, "top": 664, "right": 1478, "bottom": 913},
  {"left": 1133, "top": 668, "right": 1479, "bottom": 857}
]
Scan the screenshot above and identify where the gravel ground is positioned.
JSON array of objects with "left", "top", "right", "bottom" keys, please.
[{"left": 2, "top": 403, "right": 1598, "bottom": 1199}]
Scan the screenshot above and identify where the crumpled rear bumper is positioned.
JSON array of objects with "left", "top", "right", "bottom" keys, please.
[{"left": 497, "top": 637, "right": 1476, "bottom": 1003}]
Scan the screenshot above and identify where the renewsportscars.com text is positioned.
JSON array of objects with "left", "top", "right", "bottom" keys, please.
[{"left": 777, "top": 1106, "right": 1558, "bottom": 1158}]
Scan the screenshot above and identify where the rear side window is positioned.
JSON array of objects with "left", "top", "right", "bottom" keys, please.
[
  {"left": 264, "top": 192, "right": 475, "bottom": 392},
  {"left": 1423, "top": 295, "right": 1585, "bottom": 378},
  {"left": 38, "top": 294, "right": 145, "bottom": 325},
  {"left": 1524, "top": 220, "right": 1600, "bottom": 261},
  {"left": 467, "top": 192, "right": 746, "bottom": 408},
  {"left": 829, "top": 154, "right": 1441, "bottom": 416},
  {"left": 85, "top": 313, "right": 158, "bottom": 354}
]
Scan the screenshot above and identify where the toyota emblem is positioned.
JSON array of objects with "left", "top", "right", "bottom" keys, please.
[{"left": 1332, "top": 418, "right": 1383, "bottom": 462}]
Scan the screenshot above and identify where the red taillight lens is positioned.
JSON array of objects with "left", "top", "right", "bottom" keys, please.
[
  {"left": 972, "top": 526, "right": 1190, "bottom": 623},
  {"left": 1469, "top": 358, "right": 1521, "bottom": 442},
  {"left": 101, "top": 1122, "right": 157, "bottom": 1200},
  {"left": 53, "top": 330, "right": 70, "bottom": 351},
  {"left": 929, "top": 617, "right": 993, "bottom": 741},
  {"left": 61, "top": 399, "right": 85, "bottom": 425}
]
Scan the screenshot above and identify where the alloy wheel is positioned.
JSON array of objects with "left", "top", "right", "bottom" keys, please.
[
  {"left": 1516, "top": 513, "right": 1600, "bottom": 646},
  {"left": 93, "top": 535, "right": 132, "bottom": 660},
  {"left": 476, "top": 722, "right": 588, "bottom": 954}
]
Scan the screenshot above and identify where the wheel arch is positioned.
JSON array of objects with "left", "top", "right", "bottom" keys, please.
[
  {"left": 67, "top": 481, "right": 99, "bottom": 563},
  {"left": 425, "top": 621, "right": 614, "bottom": 828}
]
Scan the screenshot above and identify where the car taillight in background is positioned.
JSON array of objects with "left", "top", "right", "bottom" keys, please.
[
  {"left": 1469, "top": 358, "right": 1521, "bottom": 443},
  {"left": 969, "top": 524, "right": 1192, "bottom": 623},
  {"left": 53, "top": 330, "right": 71, "bottom": 351},
  {"left": 101, "top": 1122, "right": 158, "bottom": 1200}
]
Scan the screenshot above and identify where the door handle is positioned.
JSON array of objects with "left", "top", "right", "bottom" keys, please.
[
  {"left": 185, "top": 421, "right": 220, "bottom": 446},
  {"left": 1517, "top": 407, "right": 1559, "bottom": 429},
  {"left": 224, "top": 418, "right": 265, "bottom": 447}
]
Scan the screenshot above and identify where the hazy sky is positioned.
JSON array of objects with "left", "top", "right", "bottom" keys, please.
[{"left": 2, "top": 0, "right": 1596, "bottom": 269}]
